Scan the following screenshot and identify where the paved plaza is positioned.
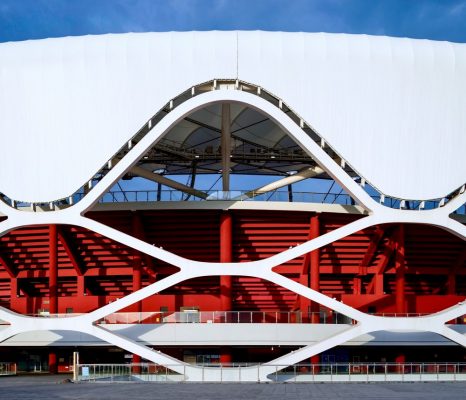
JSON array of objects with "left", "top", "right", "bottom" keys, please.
[{"left": 1, "top": 375, "right": 466, "bottom": 400}]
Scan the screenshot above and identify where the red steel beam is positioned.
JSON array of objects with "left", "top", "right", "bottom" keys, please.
[
  {"left": 366, "top": 232, "right": 396, "bottom": 295},
  {"left": 0, "top": 252, "right": 16, "bottom": 278},
  {"left": 131, "top": 212, "right": 157, "bottom": 281},
  {"left": 57, "top": 227, "right": 84, "bottom": 276},
  {"left": 353, "top": 226, "right": 385, "bottom": 295},
  {"left": 273, "top": 265, "right": 466, "bottom": 276}
]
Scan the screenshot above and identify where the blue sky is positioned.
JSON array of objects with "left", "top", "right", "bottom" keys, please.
[{"left": 0, "top": 0, "right": 466, "bottom": 43}]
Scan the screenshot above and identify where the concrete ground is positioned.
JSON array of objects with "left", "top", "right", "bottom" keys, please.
[{"left": 1, "top": 375, "right": 466, "bottom": 400}]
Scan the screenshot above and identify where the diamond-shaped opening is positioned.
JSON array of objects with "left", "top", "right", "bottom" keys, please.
[
  {"left": 450, "top": 201, "right": 466, "bottom": 220},
  {"left": 86, "top": 209, "right": 367, "bottom": 263},
  {"left": 273, "top": 222, "right": 466, "bottom": 318},
  {"left": 87, "top": 100, "right": 360, "bottom": 210},
  {"left": 82, "top": 98, "right": 364, "bottom": 261},
  {"left": 97, "top": 275, "right": 311, "bottom": 324},
  {"left": 0, "top": 224, "right": 179, "bottom": 315}
]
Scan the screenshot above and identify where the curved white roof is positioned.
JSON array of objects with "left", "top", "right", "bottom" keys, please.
[{"left": 0, "top": 31, "right": 465, "bottom": 203}]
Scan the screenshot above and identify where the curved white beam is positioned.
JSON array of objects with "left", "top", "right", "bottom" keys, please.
[
  {"left": 71, "top": 90, "right": 380, "bottom": 215},
  {"left": 0, "top": 89, "right": 463, "bottom": 382}
]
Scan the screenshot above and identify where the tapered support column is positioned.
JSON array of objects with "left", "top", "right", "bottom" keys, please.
[
  {"left": 220, "top": 212, "right": 233, "bottom": 312},
  {"left": 49, "top": 224, "right": 58, "bottom": 314},
  {"left": 395, "top": 224, "right": 406, "bottom": 314}
]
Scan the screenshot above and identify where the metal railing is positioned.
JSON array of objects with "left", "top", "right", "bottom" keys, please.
[
  {"left": 76, "top": 362, "right": 466, "bottom": 383},
  {"left": 77, "top": 363, "right": 184, "bottom": 382},
  {"left": 92, "top": 189, "right": 356, "bottom": 205},
  {"left": 0, "top": 362, "right": 17, "bottom": 376},
  {"left": 270, "top": 362, "right": 466, "bottom": 382},
  {"left": 96, "top": 311, "right": 354, "bottom": 325},
  {"left": 22, "top": 311, "right": 466, "bottom": 325},
  {"left": 84, "top": 189, "right": 465, "bottom": 214}
]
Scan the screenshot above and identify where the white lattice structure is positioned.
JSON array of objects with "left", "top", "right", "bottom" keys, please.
[{"left": 0, "top": 32, "right": 465, "bottom": 381}]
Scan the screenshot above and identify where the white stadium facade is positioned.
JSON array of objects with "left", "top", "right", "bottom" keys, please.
[{"left": 0, "top": 31, "right": 465, "bottom": 381}]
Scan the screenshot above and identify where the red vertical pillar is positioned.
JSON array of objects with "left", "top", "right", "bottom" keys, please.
[
  {"left": 395, "top": 224, "right": 406, "bottom": 314},
  {"left": 10, "top": 278, "right": 18, "bottom": 311},
  {"left": 447, "top": 271, "right": 456, "bottom": 295},
  {"left": 353, "top": 276, "right": 362, "bottom": 295},
  {"left": 220, "top": 347, "right": 232, "bottom": 365},
  {"left": 131, "top": 213, "right": 143, "bottom": 372},
  {"left": 131, "top": 213, "right": 143, "bottom": 312},
  {"left": 49, "top": 224, "right": 58, "bottom": 314},
  {"left": 77, "top": 275, "right": 85, "bottom": 298},
  {"left": 310, "top": 215, "right": 320, "bottom": 323},
  {"left": 220, "top": 211, "right": 233, "bottom": 311},
  {"left": 309, "top": 215, "right": 320, "bottom": 367},
  {"left": 220, "top": 211, "right": 233, "bottom": 364},
  {"left": 395, "top": 352, "right": 405, "bottom": 373},
  {"left": 49, "top": 351, "right": 57, "bottom": 374},
  {"left": 299, "top": 252, "right": 310, "bottom": 321}
]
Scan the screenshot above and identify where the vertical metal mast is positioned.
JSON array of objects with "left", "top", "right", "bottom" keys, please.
[{"left": 221, "top": 103, "right": 231, "bottom": 193}]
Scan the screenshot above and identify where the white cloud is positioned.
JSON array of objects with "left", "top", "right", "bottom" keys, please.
[{"left": 448, "top": 0, "right": 466, "bottom": 16}]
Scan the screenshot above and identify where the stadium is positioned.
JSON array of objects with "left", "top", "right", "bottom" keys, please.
[{"left": 0, "top": 31, "right": 465, "bottom": 381}]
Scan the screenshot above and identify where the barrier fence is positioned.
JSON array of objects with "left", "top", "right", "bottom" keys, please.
[
  {"left": 75, "top": 362, "right": 466, "bottom": 383},
  {"left": 99, "top": 311, "right": 327, "bottom": 324},
  {"left": 22, "top": 311, "right": 466, "bottom": 325},
  {"left": 98, "top": 311, "right": 454, "bottom": 325}
]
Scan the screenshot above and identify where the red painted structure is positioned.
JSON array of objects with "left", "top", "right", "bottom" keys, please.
[
  {"left": 0, "top": 210, "right": 464, "bottom": 315},
  {"left": 0, "top": 209, "right": 465, "bottom": 370}
]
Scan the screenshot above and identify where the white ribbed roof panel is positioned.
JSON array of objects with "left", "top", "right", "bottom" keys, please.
[
  {"left": 0, "top": 31, "right": 465, "bottom": 202},
  {"left": 238, "top": 31, "right": 466, "bottom": 200},
  {"left": 0, "top": 32, "right": 237, "bottom": 203}
]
